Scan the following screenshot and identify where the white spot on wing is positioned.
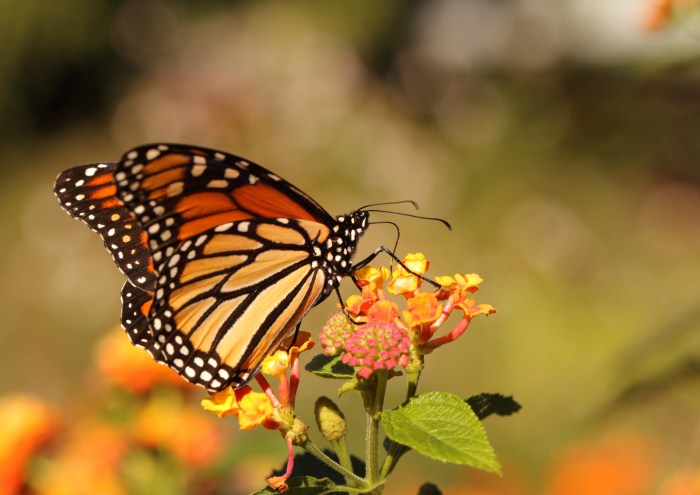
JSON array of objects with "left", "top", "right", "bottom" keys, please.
[
  {"left": 207, "top": 179, "right": 228, "bottom": 188},
  {"left": 146, "top": 148, "right": 161, "bottom": 160},
  {"left": 166, "top": 182, "right": 184, "bottom": 197},
  {"left": 192, "top": 164, "right": 206, "bottom": 177}
]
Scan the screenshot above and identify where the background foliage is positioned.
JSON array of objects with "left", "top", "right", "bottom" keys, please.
[{"left": 1, "top": 0, "right": 699, "bottom": 493}]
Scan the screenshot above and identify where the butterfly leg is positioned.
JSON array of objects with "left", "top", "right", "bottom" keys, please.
[
  {"left": 352, "top": 246, "right": 441, "bottom": 289},
  {"left": 289, "top": 322, "right": 302, "bottom": 348},
  {"left": 334, "top": 287, "right": 363, "bottom": 325}
]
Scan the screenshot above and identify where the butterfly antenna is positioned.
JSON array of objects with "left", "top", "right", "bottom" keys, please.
[
  {"left": 358, "top": 199, "right": 420, "bottom": 211},
  {"left": 365, "top": 209, "right": 452, "bottom": 231},
  {"left": 368, "top": 220, "right": 402, "bottom": 269}
]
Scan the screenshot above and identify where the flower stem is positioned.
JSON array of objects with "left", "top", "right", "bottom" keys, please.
[
  {"left": 374, "top": 367, "right": 422, "bottom": 479},
  {"left": 301, "top": 438, "right": 366, "bottom": 488},
  {"left": 365, "top": 370, "right": 388, "bottom": 489},
  {"left": 406, "top": 368, "right": 421, "bottom": 401},
  {"left": 332, "top": 435, "right": 354, "bottom": 480},
  {"left": 423, "top": 317, "right": 470, "bottom": 349}
]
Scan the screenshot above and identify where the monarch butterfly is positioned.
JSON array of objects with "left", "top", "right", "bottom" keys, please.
[{"left": 54, "top": 143, "right": 443, "bottom": 391}]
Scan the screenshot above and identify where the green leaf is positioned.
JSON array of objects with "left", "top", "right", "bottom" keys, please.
[
  {"left": 250, "top": 476, "right": 339, "bottom": 495},
  {"left": 382, "top": 391, "right": 501, "bottom": 474},
  {"left": 306, "top": 354, "right": 355, "bottom": 379}
]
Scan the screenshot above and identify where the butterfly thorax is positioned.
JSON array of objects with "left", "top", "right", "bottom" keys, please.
[{"left": 319, "top": 210, "right": 369, "bottom": 291}]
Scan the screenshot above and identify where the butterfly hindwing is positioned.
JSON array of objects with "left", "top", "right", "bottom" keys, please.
[
  {"left": 132, "top": 218, "right": 330, "bottom": 390},
  {"left": 120, "top": 280, "right": 154, "bottom": 347},
  {"left": 54, "top": 163, "right": 157, "bottom": 292}
]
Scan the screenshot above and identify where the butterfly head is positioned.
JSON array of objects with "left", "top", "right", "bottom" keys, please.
[
  {"left": 334, "top": 210, "right": 369, "bottom": 243},
  {"left": 325, "top": 210, "right": 369, "bottom": 277}
]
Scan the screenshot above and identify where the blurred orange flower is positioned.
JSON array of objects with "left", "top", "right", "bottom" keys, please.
[
  {"left": 0, "top": 395, "right": 60, "bottom": 495},
  {"left": 95, "top": 328, "right": 192, "bottom": 393},
  {"left": 34, "top": 421, "right": 128, "bottom": 495},
  {"left": 659, "top": 467, "right": 700, "bottom": 495},
  {"left": 443, "top": 460, "right": 529, "bottom": 495},
  {"left": 642, "top": 0, "right": 697, "bottom": 31},
  {"left": 642, "top": 0, "right": 673, "bottom": 31},
  {"left": 545, "top": 434, "right": 659, "bottom": 495},
  {"left": 133, "top": 396, "right": 224, "bottom": 468}
]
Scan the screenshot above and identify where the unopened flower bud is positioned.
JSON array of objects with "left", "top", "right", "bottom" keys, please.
[{"left": 314, "top": 396, "right": 346, "bottom": 441}]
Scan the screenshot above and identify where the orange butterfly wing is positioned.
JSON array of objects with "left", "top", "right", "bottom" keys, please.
[
  {"left": 54, "top": 163, "right": 156, "bottom": 291},
  {"left": 57, "top": 144, "right": 368, "bottom": 391},
  {"left": 114, "top": 144, "right": 338, "bottom": 390}
]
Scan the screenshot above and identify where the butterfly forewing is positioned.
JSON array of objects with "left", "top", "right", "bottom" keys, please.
[
  {"left": 112, "top": 144, "right": 334, "bottom": 253},
  {"left": 53, "top": 163, "right": 156, "bottom": 292}
]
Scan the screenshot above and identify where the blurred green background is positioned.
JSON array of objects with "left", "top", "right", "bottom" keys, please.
[{"left": 1, "top": 0, "right": 700, "bottom": 493}]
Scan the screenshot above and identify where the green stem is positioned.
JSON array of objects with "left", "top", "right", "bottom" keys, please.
[
  {"left": 365, "top": 370, "right": 388, "bottom": 489},
  {"left": 301, "top": 438, "right": 367, "bottom": 488},
  {"left": 405, "top": 368, "right": 421, "bottom": 401},
  {"left": 377, "top": 367, "right": 422, "bottom": 479},
  {"left": 332, "top": 435, "right": 354, "bottom": 480}
]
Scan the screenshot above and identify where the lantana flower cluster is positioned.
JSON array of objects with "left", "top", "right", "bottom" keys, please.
[
  {"left": 319, "top": 253, "right": 495, "bottom": 379},
  {"left": 199, "top": 253, "right": 495, "bottom": 492},
  {"left": 201, "top": 333, "right": 315, "bottom": 492}
]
